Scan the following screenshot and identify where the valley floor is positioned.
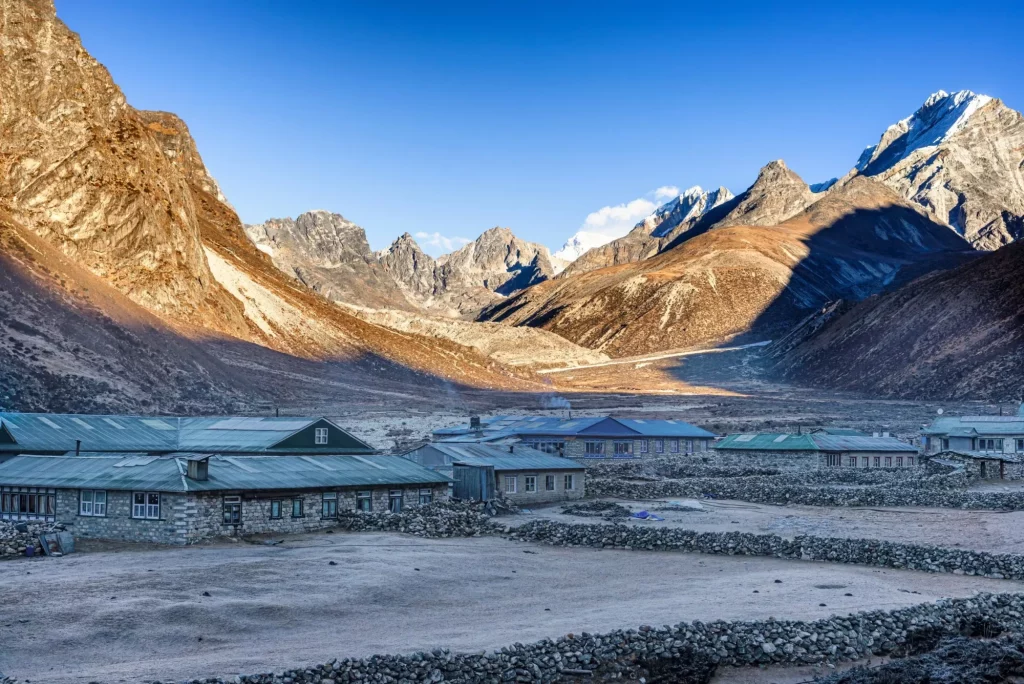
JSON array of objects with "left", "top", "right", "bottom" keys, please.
[{"left": 0, "top": 532, "right": 1015, "bottom": 684}]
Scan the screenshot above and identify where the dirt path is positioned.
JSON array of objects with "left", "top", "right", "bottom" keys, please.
[{"left": 0, "top": 532, "right": 1019, "bottom": 683}]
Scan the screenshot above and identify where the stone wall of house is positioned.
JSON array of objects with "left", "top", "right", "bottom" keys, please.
[
  {"left": 562, "top": 437, "right": 707, "bottom": 461},
  {"left": 55, "top": 489, "right": 189, "bottom": 544},
  {"left": 710, "top": 450, "right": 919, "bottom": 471},
  {"left": 930, "top": 455, "right": 1024, "bottom": 481},
  {"left": 496, "top": 470, "right": 584, "bottom": 505}
]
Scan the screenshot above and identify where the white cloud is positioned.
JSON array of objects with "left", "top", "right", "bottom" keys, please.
[
  {"left": 654, "top": 185, "right": 681, "bottom": 201},
  {"left": 414, "top": 231, "right": 472, "bottom": 254},
  {"left": 581, "top": 197, "right": 659, "bottom": 233}
]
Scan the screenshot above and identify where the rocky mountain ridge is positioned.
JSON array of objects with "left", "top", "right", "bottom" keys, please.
[
  {"left": 0, "top": 0, "right": 538, "bottom": 412},
  {"left": 482, "top": 176, "right": 975, "bottom": 357}
]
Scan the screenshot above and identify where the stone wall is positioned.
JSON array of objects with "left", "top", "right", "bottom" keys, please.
[
  {"left": 711, "top": 450, "right": 919, "bottom": 471},
  {"left": 56, "top": 490, "right": 189, "bottom": 544},
  {"left": 562, "top": 437, "right": 708, "bottom": 461},
  {"left": 66, "top": 593, "right": 1024, "bottom": 684}
]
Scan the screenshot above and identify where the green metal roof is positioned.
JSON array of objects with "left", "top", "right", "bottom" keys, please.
[
  {"left": 0, "top": 454, "right": 448, "bottom": 492},
  {"left": 714, "top": 433, "right": 820, "bottom": 451},
  {"left": 0, "top": 413, "right": 375, "bottom": 454}
]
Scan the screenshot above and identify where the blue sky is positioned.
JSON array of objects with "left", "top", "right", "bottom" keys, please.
[{"left": 57, "top": 1, "right": 1023, "bottom": 256}]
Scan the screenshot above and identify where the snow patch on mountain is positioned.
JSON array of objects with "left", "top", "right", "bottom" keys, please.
[{"left": 554, "top": 230, "right": 620, "bottom": 262}]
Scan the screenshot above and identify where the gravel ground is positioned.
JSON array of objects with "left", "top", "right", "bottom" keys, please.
[
  {"left": 1, "top": 532, "right": 1019, "bottom": 684},
  {"left": 525, "top": 499, "right": 1024, "bottom": 554}
]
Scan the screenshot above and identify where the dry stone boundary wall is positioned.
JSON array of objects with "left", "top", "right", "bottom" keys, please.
[{"left": 18, "top": 593, "right": 1022, "bottom": 684}]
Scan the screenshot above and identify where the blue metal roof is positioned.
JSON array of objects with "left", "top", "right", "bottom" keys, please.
[
  {"left": 0, "top": 453, "right": 448, "bottom": 492},
  {"left": 922, "top": 415, "right": 1024, "bottom": 437},
  {"left": 433, "top": 415, "right": 715, "bottom": 440},
  {"left": 0, "top": 413, "right": 375, "bottom": 454},
  {"left": 402, "top": 443, "right": 583, "bottom": 471}
]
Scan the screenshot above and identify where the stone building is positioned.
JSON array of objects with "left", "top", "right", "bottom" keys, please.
[
  {"left": 432, "top": 415, "right": 716, "bottom": 460},
  {"left": 0, "top": 453, "right": 448, "bottom": 544},
  {"left": 926, "top": 450, "right": 1024, "bottom": 480},
  {"left": 712, "top": 433, "right": 920, "bottom": 471},
  {"left": 401, "top": 442, "right": 585, "bottom": 505},
  {"left": 921, "top": 405, "right": 1024, "bottom": 456},
  {"left": 0, "top": 413, "right": 376, "bottom": 458}
]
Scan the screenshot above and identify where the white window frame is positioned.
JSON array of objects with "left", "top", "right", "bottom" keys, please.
[
  {"left": 132, "top": 492, "right": 161, "bottom": 520},
  {"left": 895, "top": 456, "right": 903, "bottom": 467},
  {"left": 826, "top": 454, "right": 840, "bottom": 467},
  {"left": 861, "top": 457, "right": 869, "bottom": 467},
  {"left": 1017, "top": 439, "right": 1024, "bottom": 452},
  {"left": 670, "top": 439, "right": 680, "bottom": 454},
  {"left": 2, "top": 487, "right": 56, "bottom": 522},
  {"left": 686, "top": 439, "right": 694, "bottom": 454},
  {"left": 545, "top": 475, "right": 555, "bottom": 491},
  {"left": 584, "top": 441, "right": 604, "bottom": 456},
  {"left": 322, "top": 492, "right": 338, "bottom": 519},
  {"left": 884, "top": 457, "right": 892, "bottom": 467},
  {"left": 908, "top": 456, "right": 915, "bottom": 466},
  {"left": 314, "top": 427, "right": 329, "bottom": 445},
  {"left": 563, "top": 474, "right": 575, "bottom": 491},
  {"left": 388, "top": 489, "right": 403, "bottom": 513},
  {"left": 524, "top": 476, "right": 537, "bottom": 493},
  {"left": 504, "top": 475, "right": 518, "bottom": 494},
  {"left": 613, "top": 441, "right": 632, "bottom": 458},
  {"left": 847, "top": 456, "right": 857, "bottom": 467},
  {"left": 655, "top": 439, "right": 664, "bottom": 454},
  {"left": 418, "top": 488, "right": 433, "bottom": 505},
  {"left": 223, "top": 495, "right": 242, "bottom": 525},
  {"left": 80, "top": 489, "right": 107, "bottom": 517},
  {"left": 356, "top": 490, "right": 373, "bottom": 512},
  {"left": 639, "top": 440, "right": 649, "bottom": 454},
  {"left": 873, "top": 456, "right": 881, "bottom": 467}
]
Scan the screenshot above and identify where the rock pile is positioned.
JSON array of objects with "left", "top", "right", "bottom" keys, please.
[
  {"left": 70, "top": 594, "right": 1024, "bottom": 684},
  {"left": 560, "top": 500, "right": 631, "bottom": 520},
  {"left": 335, "top": 501, "right": 499, "bottom": 538},
  {"left": 0, "top": 520, "right": 51, "bottom": 558},
  {"left": 503, "top": 520, "right": 1024, "bottom": 580}
]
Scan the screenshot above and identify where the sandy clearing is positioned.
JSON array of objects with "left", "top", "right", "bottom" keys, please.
[
  {"left": 526, "top": 498, "right": 1024, "bottom": 555},
  {"left": 0, "top": 532, "right": 1019, "bottom": 684}
]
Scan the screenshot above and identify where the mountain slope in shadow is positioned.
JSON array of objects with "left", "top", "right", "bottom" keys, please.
[{"left": 482, "top": 178, "right": 975, "bottom": 357}]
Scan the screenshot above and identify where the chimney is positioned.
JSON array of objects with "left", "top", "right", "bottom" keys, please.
[
  {"left": 186, "top": 456, "right": 210, "bottom": 482},
  {"left": 75, "top": 439, "right": 81, "bottom": 456},
  {"left": 873, "top": 431, "right": 880, "bottom": 438},
  {"left": 882, "top": 431, "right": 890, "bottom": 438},
  {"left": 508, "top": 444, "right": 514, "bottom": 454},
  {"left": 470, "top": 415, "right": 481, "bottom": 431}
]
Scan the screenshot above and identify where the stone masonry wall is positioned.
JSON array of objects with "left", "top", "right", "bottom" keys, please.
[
  {"left": 497, "top": 470, "right": 584, "bottom": 505},
  {"left": 56, "top": 489, "right": 188, "bottom": 544},
  {"left": 562, "top": 437, "right": 708, "bottom": 461},
  {"left": 78, "top": 593, "right": 1024, "bottom": 684}
]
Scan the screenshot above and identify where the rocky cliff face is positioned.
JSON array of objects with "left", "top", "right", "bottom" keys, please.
[
  {"left": 851, "top": 90, "right": 1024, "bottom": 250},
  {"left": 244, "top": 211, "right": 414, "bottom": 310},
  {"left": 773, "top": 240, "right": 1022, "bottom": 400},
  {"left": 0, "top": 0, "right": 248, "bottom": 336},
  {"left": 483, "top": 178, "right": 973, "bottom": 357},
  {"left": 0, "top": 0, "right": 536, "bottom": 411}
]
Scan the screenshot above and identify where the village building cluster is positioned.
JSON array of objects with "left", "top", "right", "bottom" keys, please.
[{"left": 1, "top": 405, "right": 1022, "bottom": 546}]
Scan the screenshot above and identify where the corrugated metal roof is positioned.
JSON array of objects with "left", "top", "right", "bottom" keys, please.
[
  {"left": 714, "top": 433, "right": 820, "bottom": 451},
  {"left": 715, "top": 433, "right": 918, "bottom": 452},
  {"left": 433, "top": 415, "right": 715, "bottom": 439},
  {"left": 934, "top": 449, "right": 1021, "bottom": 463},
  {"left": 0, "top": 413, "right": 374, "bottom": 454},
  {"left": 922, "top": 415, "right": 1024, "bottom": 436},
  {"left": 0, "top": 453, "right": 447, "bottom": 492},
  {"left": 812, "top": 428, "right": 869, "bottom": 436},
  {"left": 402, "top": 443, "right": 583, "bottom": 471},
  {"left": 811, "top": 435, "right": 917, "bottom": 452}
]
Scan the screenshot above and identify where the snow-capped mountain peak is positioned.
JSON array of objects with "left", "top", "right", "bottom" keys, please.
[{"left": 856, "top": 89, "right": 993, "bottom": 173}]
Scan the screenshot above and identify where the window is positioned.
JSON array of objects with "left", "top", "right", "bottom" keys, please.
[
  {"left": 132, "top": 492, "right": 160, "bottom": 520},
  {"left": 524, "top": 476, "right": 537, "bottom": 493},
  {"left": 356, "top": 490, "right": 372, "bottom": 512},
  {"left": 504, "top": 475, "right": 518, "bottom": 494},
  {"left": 545, "top": 475, "right": 555, "bottom": 491},
  {"left": 291, "top": 498, "right": 304, "bottom": 518},
  {"left": 826, "top": 454, "right": 840, "bottom": 467},
  {"left": 873, "top": 456, "right": 881, "bottom": 467},
  {"left": 896, "top": 457, "right": 903, "bottom": 467},
  {"left": 418, "top": 488, "right": 433, "bottom": 505},
  {"left": 223, "top": 496, "right": 242, "bottom": 525},
  {"left": 1018, "top": 439, "right": 1024, "bottom": 452},
  {"left": 884, "top": 457, "right": 892, "bottom": 467},
  {"left": 908, "top": 456, "right": 915, "bottom": 466},
  {"left": 941, "top": 438, "right": 950, "bottom": 450},
  {"left": 322, "top": 492, "right": 338, "bottom": 519},
  {"left": 686, "top": 440, "right": 694, "bottom": 454},
  {"left": 584, "top": 441, "right": 605, "bottom": 457},
  {"left": 670, "top": 439, "right": 680, "bottom": 454},
  {"left": 2, "top": 487, "right": 56, "bottom": 521},
  {"left": 314, "top": 427, "right": 329, "bottom": 445},
  {"left": 389, "top": 490, "right": 403, "bottom": 513},
  {"left": 861, "top": 457, "right": 869, "bottom": 467},
  {"left": 613, "top": 441, "right": 632, "bottom": 458},
  {"left": 847, "top": 456, "right": 857, "bottom": 467},
  {"left": 270, "top": 500, "right": 282, "bottom": 519},
  {"left": 564, "top": 474, "right": 575, "bottom": 491},
  {"left": 977, "top": 438, "right": 1003, "bottom": 452},
  {"left": 80, "top": 490, "right": 107, "bottom": 517},
  {"left": 655, "top": 440, "right": 665, "bottom": 454},
  {"left": 639, "top": 440, "right": 649, "bottom": 454},
  {"left": 528, "top": 440, "right": 564, "bottom": 455}
]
